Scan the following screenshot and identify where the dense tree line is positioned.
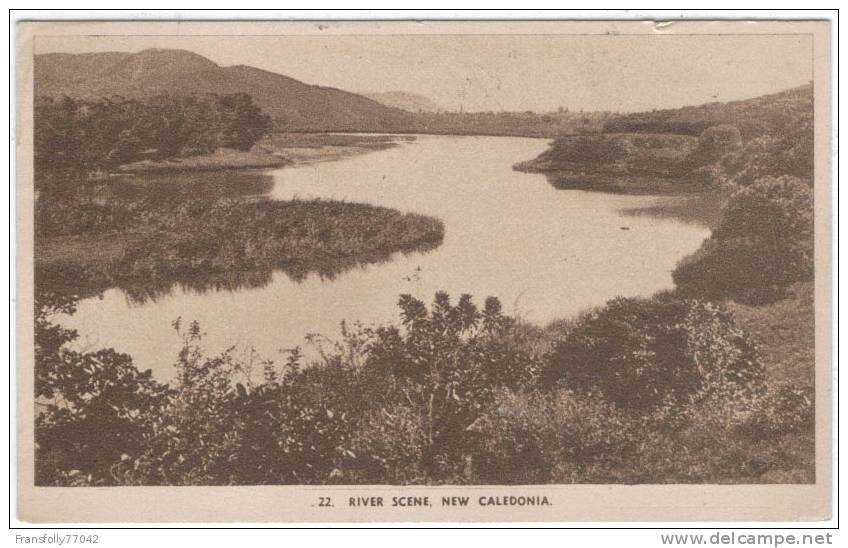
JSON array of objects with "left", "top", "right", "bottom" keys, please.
[{"left": 34, "top": 93, "right": 272, "bottom": 172}]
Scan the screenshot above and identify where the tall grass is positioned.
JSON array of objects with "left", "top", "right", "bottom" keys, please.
[{"left": 35, "top": 193, "right": 444, "bottom": 300}]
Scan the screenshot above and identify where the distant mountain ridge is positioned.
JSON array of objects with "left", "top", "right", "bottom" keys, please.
[
  {"left": 34, "top": 48, "right": 414, "bottom": 132},
  {"left": 362, "top": 91, "right": 443, "bottom": 113}
]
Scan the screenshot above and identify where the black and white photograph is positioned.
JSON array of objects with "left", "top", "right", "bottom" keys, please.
[{"left": 12, "top": 15, "right": 834, "bottom": 525}]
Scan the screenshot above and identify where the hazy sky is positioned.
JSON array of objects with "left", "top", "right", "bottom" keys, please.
[{"left": 35, "top": 33, "right": 812, "bottom": 113}]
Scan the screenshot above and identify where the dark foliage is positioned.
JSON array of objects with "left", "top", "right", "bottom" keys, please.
[
  {"left": 543, "top": 296, "right": 763, "bottom": 411},
  {"left": 35, "top": 292, "right": 539, "bottom": 485},
  {"left": 684, "top": 124, "right": 743, "bottom": 170},
  {"left": 35, "top": 292, "right": 170, "bottom": 486},
  {"left": 353, "top": 292, "right": 543, "bottom": 480},
  {"left": 708, "top": 116, "right": 814, "bottom": 187},
  {"left": 34, "top": 288, "right": 813, "bottom": 485},
  {"left": 673, "top": 176, "right": 814, "bottom": 304},
  {"left": 34, "top": 93, "right": 271, "bottom": 173},
  {"left": 515, "top": 133, "right": 696, "bottom": 181}
]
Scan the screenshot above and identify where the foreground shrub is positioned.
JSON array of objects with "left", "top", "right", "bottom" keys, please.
[
  {"left": 115, "top": 324, "right": 356, "bottom": 486},
  {"left": 34, "top": 292, "right": 170, "bottom": 486},
  {"left": 35, "top": 291, "right": 812, "bottom": 486},
  {"left": 737, "top": 383, "right": 815, "bottom": 440},
  {"left": 362, "top": 292, "right": 543, "bottom": 479},
  {"left": 543, "top": 296, "right": 763, "bottom": 412},
  {"left": 631, "top": 384, "right": 815, "bottom": 483},
  {"left": 473, "top": 389, "right": 639, "bottom": 483},
  {"left": 673, "top": 176, "right": 814, "bottom": 303},
  {"left": 347, "top": 403, "right": 431, "bottom": 484},
  {"left": 472, "top": 382, "right": 814, "bottom": 484}
]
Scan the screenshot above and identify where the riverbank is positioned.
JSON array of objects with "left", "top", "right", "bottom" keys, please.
[
  {"left": 117, "top": 133, "right": 411, "bottom": 174},
  {"left": 514, "top": 132, "right": 700, "bottom": 193},
  {"left": 117, "top": 146, "right": 290, "bottom": 173}
]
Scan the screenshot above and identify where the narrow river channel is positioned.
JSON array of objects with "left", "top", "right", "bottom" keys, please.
[{"left": 62, "top": 135, "right": 712, "bottom": 380}]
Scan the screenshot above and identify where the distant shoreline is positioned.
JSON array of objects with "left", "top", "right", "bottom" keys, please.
[
  {"left": 115, "top": 132, "right": 416, "bottom": 175},
  {"left": 113, "top": 131, "right": 553, "bottom": 176}
]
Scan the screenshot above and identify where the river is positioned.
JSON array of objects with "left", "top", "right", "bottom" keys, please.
[{"left": 61, "top": 135, "right": 712, "bottom": 380}]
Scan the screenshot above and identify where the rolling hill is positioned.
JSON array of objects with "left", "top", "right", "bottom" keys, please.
[
  {"left": 602, "top": 84, "right": 813, "bottom": 139},
  {"left": 362, "top": 91, "right": 443, "bottom": 112},
  {"left": 34, "top": 48, "right": 414, "bottom": 132}
]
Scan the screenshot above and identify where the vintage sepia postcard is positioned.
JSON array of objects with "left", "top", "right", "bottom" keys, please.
[{"left": 15, "top": 19, "right": 833, "bottom": 523}]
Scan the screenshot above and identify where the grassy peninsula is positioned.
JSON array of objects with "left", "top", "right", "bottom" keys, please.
[{"left": 36, "top": 195, "right": 444, "bottom": 300}]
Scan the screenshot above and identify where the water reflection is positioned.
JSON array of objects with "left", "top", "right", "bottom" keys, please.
[
  {"left": 117, "top": 269, "right": 274, "bottom": 305},
  {"left": 113, "top": 239, "right": 442, "bottom": 305},
  {"left": 543, "top": 173, "right": 703, "bottom": 196},
  {"left": 619, "top": 192, "right": 724, "bottom": 229},
  {"left": 539, "top": 173, "right": 721, "bottom": 228}
]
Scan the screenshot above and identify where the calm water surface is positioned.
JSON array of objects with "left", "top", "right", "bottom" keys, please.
[{"left": 63, "top": 135, "right": 711, "bottom": 380}]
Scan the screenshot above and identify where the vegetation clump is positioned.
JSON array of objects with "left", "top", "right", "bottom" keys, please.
[
  {"left": 35, "top": 193, "right": 445, "bottom": 299},
  {"left": 543, "top": 296, "right": 762, "bottom": 411},
  {"left": 514, "top": 133, "right": 697, "bottom": 191},
  {"left": 673, "top": 176, "right": 813, "bottom": 304},
  {"left": 35, "top": 94, "right": 272, "bottom": 173}
]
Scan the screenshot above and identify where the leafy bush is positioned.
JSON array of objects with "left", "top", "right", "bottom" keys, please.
[
  {"left": 673, "top": 176, "right": 814, "bottom": 303},
  {"left": 34, "top": 292, "right": 170, "bottom": 486},
  {"left": 632, "top": 384, "right": 815, "bottom": 483},
  {"left": 110, "top": 324, "right": 356, "bottom": 486},
  {"left": 347, "top": 402, "right": 431, "bottom": 484},
  {"left": 698, "top": 108, "right": 813, "bottom": 188},
  {"left": 543, "top": 296, "right": 763, "bottom": 412},
  {"left": 362, "top": 292, "right": 543, "bottom": 479},
  {"left": 737, "top": 383, "right": 815, "bottom": 440},
  {"left": 685, "top": 124, "right": 743, "bottom": 169},
  {"left": 473, "top": 388, "right": 638, "bottom": 484}
]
